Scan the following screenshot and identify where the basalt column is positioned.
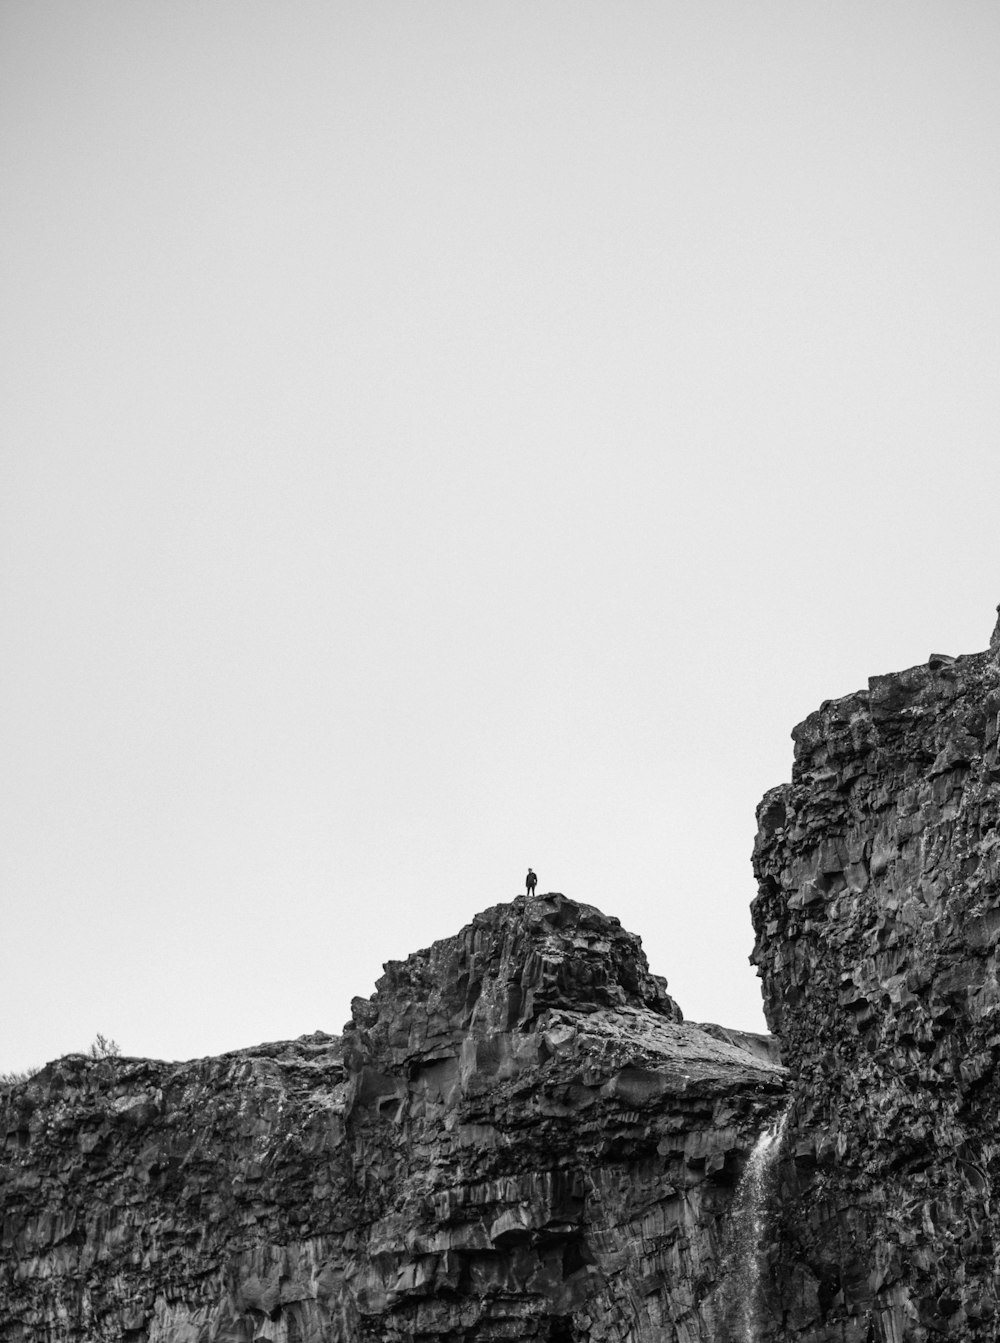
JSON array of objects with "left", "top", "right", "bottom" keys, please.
[
  {"left": 752, "top": 621, "right": 1000, "bottom": 1342},
  {"left": 1, "top": 893, "right": 786, "bottom": 1343}
]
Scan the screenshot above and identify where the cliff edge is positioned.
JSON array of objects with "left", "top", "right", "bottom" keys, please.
[
  {"left": 753, "top": 616, "right": 1000, "bottom": 1341},
  {"left": 1, "top": 892, "right": 785, "bottom": 1343},
  {"left": 13, "top": 608, "right": 999, "bottom": 1343}
]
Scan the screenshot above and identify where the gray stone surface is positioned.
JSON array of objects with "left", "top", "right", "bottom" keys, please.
[
  {"left": 753, "top": 623, "right": 1000, "bottom": 1341},
  {"left": 15, "top": 595, "right": 1000, "bottom": 1343},
  {"left": 21, "top": 593, "right": 999, "bottom": 1343},
  {"left": 1, "top": 893, "right": 785, "bottom": 1342}
]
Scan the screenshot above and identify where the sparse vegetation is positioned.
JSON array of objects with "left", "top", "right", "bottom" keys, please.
[
  {"left": 0, "top": 1036, "right": 122, "bottom": 1089},
  {"left": 88, "top": 1033, "right": 122, "bottom": 1059},
  {"left": 0, "top": 1065, "right": 40, "bottom": 1089}
]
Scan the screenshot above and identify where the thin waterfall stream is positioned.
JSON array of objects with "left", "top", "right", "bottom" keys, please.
[{"left": 718, "top": 1106, "right": 790, "bottom": 1342}]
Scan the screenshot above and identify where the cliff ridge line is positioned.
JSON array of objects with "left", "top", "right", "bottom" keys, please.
[
  {"left": 752, "top": 615, "right": 1000, "bottom": 1339},
  {"left": 2, "top": 890, "right": 786, "bottom": 1343}
]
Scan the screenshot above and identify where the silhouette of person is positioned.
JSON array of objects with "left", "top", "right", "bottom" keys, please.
[{"left": 525, "top": 868, "right": 537, "bottom": 897}]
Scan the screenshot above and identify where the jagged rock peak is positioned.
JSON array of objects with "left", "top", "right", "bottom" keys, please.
[
  {"left": 1, "top": 892, "right": 784, "bottom": 1343},
  {"left": 775, "top": 609, "right": 1000, "bottom": 795},
  {"left": 346, "top": 891, "right": 682, "bottom": 1059}
]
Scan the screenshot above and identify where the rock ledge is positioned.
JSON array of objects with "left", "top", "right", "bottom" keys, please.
[{"left": 2, "top": 893, "right": 785, "bottom": 1343}]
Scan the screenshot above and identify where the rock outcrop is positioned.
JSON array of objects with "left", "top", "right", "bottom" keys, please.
[
  {"left": 753, "top": 619, "right": 1000, "bottom": 1341},
  {"left": 16, "top": 611, "right": 997, "bottom": 1343},
  {"left": 1, "top": 893, "right": 786, "bottom": 1342}
]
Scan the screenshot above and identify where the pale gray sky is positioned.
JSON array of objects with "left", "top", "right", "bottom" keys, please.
[{"left": 3, "top": 2, "right": 999, "bottom": 1072}]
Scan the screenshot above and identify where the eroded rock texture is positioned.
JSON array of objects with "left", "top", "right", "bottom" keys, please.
[
  {"left": 753, "top": 627, "right": 1000, "bottom": 1342},
  {"left": 1, "top": 893, "right": 785, "bottom": 1342}
]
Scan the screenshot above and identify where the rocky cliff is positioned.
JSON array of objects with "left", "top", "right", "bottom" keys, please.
[
  {"left": 12, "top": 616, "right": 997, "bottom": 1343},
  {"left": 752, "top": 616, "right": 1000, "bottom": 1342},
  {"left": 1, "top": 893, "right": 786, "bottom": 1343}
]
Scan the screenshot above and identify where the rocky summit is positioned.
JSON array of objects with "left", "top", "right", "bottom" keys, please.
[
  {"left": 9, "top": 615, "right": 1000, "bottom": 1343},
  {"left": 1, "top": 893, "right": 785, "bottom": 1343}
]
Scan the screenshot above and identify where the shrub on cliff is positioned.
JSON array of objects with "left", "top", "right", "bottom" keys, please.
[
  {"left": 0, "top": 1064, "right": 40, "bottom": 1090},
  {"left": 88, "top": 1033, "right": 121, "bottom": 1059}
]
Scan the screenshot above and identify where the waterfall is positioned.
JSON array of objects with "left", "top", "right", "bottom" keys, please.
[{"left": 718, "top": 1106, "right": 790, "bottom": 1343}]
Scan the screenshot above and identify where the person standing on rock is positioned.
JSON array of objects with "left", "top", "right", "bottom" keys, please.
[{"left": 525, "top": 868, "right": 537, "bottom": 897}]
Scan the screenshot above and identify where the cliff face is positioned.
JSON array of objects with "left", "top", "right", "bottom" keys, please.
[
  {"left": 15, "top": 619, "right": 994, "bottom": 1343},
  {"left": 1, "top": 893, "right": 786, "bottom": 1343},
  {"left": 752, "top": 627, "right": 1000, "bottom": 1342}
]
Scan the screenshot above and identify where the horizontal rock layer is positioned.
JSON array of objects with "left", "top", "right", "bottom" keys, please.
[
  {"left": 753, "top": 628, "right": 1000, "bottom": 1341},
  {"left": 2, "top": 893, "right": 786, "bottom": 1342}
]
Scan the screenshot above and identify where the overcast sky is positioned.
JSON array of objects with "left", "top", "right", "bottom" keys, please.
[{"left": 3, "top": 2, "right": 999, "bottom": 1073}]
